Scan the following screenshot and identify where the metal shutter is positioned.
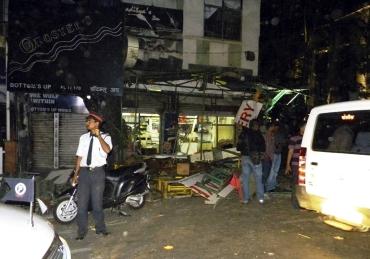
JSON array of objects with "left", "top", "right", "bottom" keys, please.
[
  {"left": 30, "top": 113, "right": 54, "bottom": 169},
  {"left": 59, "top": 113, "right": 87, "bottom": 168}
]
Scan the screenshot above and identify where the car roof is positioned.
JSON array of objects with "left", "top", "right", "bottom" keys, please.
[{"left": 310, "top": 100, "right": 370, "bottom": 115}]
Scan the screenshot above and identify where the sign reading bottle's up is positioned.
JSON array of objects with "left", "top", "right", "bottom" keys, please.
[{"left": 7, "top": 0, "right": 123, "bottom": 96}]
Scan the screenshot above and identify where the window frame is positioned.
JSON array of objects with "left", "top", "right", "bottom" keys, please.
[{"left": 204, "top": 0, "right": 242, "bottom": 41}]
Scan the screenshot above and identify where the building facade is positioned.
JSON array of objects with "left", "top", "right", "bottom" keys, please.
[
  {"left": 2, "top": 0, "right": 261, "bottom": 171},
  {"left": 124, "top": 0, "right": 260, "bottom": 77}
]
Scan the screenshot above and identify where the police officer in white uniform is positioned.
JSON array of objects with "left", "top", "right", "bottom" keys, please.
[{"left": 72, "top": 112, "right": 112, "bottom": 240}]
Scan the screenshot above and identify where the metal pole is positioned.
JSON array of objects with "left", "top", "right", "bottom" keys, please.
[
  {"left": 120, "top": 94, "right": 123, "bottom": 162},
  {"left": 200, "top": 74, "right": 207, "bottom": 160},
  {"left": 3, "top": 0, "right": 10, "bottom": 140},
  {"left": 0, "top": 147, "right": 3, "bottom": 176},
  {"left": 5, "top": 25, "right": 10, "bottom": 140}
]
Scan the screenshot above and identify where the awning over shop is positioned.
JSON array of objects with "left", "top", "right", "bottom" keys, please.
[
  {"left": 125, "top": 79, "right": 250, "bottom": 98},
  {"left": 123, "top": 76, "right": 308, "bottom": 114}
]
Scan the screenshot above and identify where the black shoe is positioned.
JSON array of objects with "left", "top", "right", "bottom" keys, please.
[
  {"left": 96, "top": 230, "right": 110, "bottom": 236},
  {"left": 75, "top": 233, "right": 86, "bottom": 240}
]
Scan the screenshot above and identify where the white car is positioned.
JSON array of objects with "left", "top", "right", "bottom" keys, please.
[{"left": 0, "top": 203, "right": 71, "bottom": 259}]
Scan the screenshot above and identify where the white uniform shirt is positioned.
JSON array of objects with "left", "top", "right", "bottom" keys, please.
[{"left": 76, "top": 132, "right": 113, "bottom": 167}]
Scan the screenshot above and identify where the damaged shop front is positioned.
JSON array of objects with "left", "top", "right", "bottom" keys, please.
[
  {"left": 116, "top": 77, "right": 263, "bottom": 206},
  {"left": 117, "top": 79, "right": 307, "bottom": 205},
  {"left": 121, "top": 77, "right": 250, "bottom": 158}
]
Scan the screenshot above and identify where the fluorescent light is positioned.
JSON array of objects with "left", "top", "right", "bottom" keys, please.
[{"left": 148, "top": 86, "right": 162, "bottom": 92}]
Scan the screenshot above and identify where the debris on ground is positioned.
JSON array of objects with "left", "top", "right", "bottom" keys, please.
[
  {"left": 297, "top": 233, "right": 312, "bottom": 239},
  {"left": 163, "top": 245, "right": 174, "bottom": 250},
  {"left": 333, "top": 236, "right": 344, "bottom": 240}
]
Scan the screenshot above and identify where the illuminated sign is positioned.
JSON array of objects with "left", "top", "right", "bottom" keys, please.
[{"left": 341, "top": 114, "right": 355, "bottom": 120}]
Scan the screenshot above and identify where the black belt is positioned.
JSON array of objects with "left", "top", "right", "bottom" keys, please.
[{"left": 83, "top": 165, "right": 104, "bottom": 171}]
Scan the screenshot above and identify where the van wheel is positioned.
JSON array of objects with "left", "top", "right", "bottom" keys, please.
[{"left": 356, "top": 225, "right": 369, "bottom": 233}]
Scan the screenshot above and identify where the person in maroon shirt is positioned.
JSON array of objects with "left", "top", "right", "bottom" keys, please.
[{"left": 285, "top": 122, "right": 306, "bottom": 208}]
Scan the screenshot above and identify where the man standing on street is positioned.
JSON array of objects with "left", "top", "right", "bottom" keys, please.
[
  {"left": 237, "top": 119, "right": 266, "bottom": 204},
  {"left": 265, "top": 121, "right": 287, "bottom": 192},
  {"left": 285, "top": 122, "right": 306, "bottom": 208},
  {"left": 73, "top": 112, "right": 112, "bottom": 240}
]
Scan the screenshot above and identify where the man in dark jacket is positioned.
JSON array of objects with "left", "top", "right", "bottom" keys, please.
[{"left": 237, "top": 119, "right": 266, "bottom": 204}]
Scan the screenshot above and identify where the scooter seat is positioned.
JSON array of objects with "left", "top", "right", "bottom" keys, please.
[{"left": 106, "top": 163, "right": 145, "bottom": 181}]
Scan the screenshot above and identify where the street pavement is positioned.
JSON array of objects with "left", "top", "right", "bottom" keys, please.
[{"left": 51, "top": 191, "right": 370, "bottom": 259}]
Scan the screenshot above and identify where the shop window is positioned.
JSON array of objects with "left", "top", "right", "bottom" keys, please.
[
  {"left": 217, "top": 125, "right": 235, "bottom": 149},
  {"left": 204, "top": 0, "right": 242, "bottom": 41},
  {"left": 177, "top": 116, "right": 199, "bottom": 154},
  {"left": 122, "top": 113, "right": 237, "bottom": 155},
  {"left": 177, "top": 115, "right": 236, "bottom": 155},
  {"left": 217, "top": 116, "right": 235, "bottom": 149},
  {"left": 122, "top": 113, "right": 160, "bottom": 154},
  {"left": 122, "top": 113, "right": 139, "bottom": 124},
  {"left": 218, "top": 116, "right": 235, "bottom": 124}
]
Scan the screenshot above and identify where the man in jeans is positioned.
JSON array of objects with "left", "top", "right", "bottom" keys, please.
[
  {"left": 72, "top": 112, "right": 113, "bottom": 240},
  {"left": 262, "top": 122, "right": 277, "bottom": 189},
  {"left": 266, "top": 121, "right": 286, "bottom": 192},
  {"left": 237, "top": 120, "right": 266, "bottom": 204}
]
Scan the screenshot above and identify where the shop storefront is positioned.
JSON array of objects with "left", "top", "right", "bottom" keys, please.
[
  {"left": 121, "top": 111, "right": 236, "bottom": 156},
  {"left": 120, "top": 83, "right": 241, "bottom": 157}
]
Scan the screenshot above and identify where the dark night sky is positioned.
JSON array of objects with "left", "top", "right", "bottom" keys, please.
[{"left": 261, "top": 0, "right": 370, "bottom": 35}]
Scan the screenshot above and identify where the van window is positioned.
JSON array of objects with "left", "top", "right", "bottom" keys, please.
[{"left": 312, "top": 110, "right": 370, "bottom": 155}]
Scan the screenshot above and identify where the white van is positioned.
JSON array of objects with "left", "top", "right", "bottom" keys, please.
[{"left": 295, "top": 100, "right": 370, "bottom": 231}]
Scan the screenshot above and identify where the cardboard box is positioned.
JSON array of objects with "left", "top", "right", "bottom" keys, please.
[{"left": 177, "top": 163, "right": 190, "bottom": 176}]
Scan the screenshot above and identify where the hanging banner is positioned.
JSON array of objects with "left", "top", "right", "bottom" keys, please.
[
  {"left": 7, "top": 0, "right": 123, "bottom": 96},
  {"left": 235, "top": 100, "right": 263, "bottom": 127}
]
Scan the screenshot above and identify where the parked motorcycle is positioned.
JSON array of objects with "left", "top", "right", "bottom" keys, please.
[{"left": 53, "top": 162, "right": 150, "bottom": 224}]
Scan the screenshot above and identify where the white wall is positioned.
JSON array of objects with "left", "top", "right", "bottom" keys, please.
[
  {"left": 241, "top": 0, "right": 261, "bottom": 76},
  {"left": 182, "top": 0, "right": 260, "bottom": 75},
  {"left": 183, "top": 0, "right": 204, "bottom": 37},
  {"left": 182, "top": 0, "right": 204, "bottom": 69}
]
